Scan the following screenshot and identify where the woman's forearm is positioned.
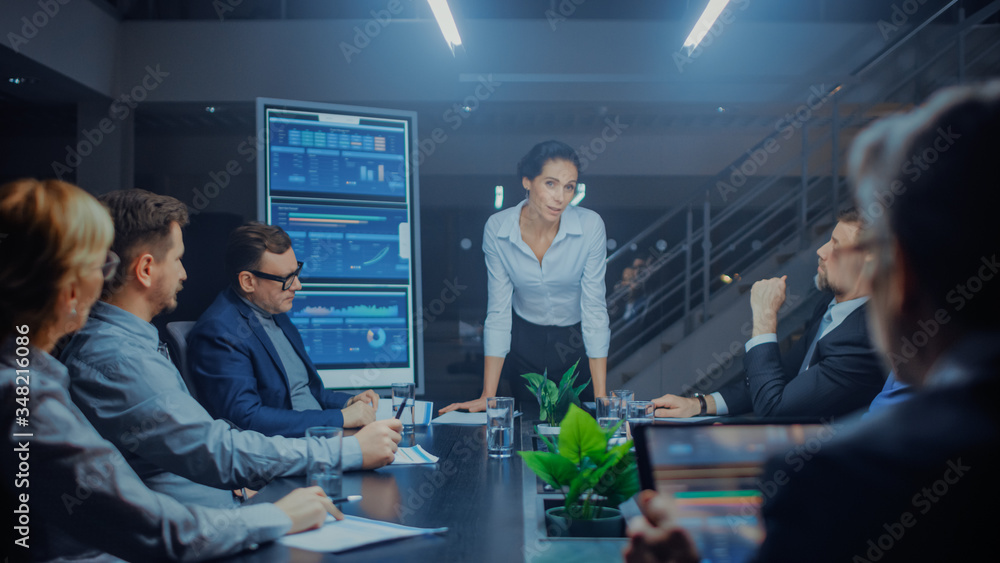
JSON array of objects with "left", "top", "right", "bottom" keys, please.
[
  {"left": 589, "top": 357, "right": 607, "bottom": 398},
  {"left": 481, "top": 355, "right": 505, "bottom": 398}
]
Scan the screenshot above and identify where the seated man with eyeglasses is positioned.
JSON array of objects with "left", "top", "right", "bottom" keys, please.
[{"left": 188, "top": 222, "right": 383, "bottom": 437}]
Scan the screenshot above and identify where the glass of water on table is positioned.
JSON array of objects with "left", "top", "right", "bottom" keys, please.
[
  {"left": 305, "top": 426, "right": 342, "bottom": 498},
  {"left": 487, "top": 397, "right": 514, "bottom": 458},
  {"left": 596, "top": 396, "right": 620, "bottom": 433}
]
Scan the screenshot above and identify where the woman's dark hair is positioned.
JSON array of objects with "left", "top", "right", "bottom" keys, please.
[{"left": 517, "top": 140, "right": 582, "bottom": 180}]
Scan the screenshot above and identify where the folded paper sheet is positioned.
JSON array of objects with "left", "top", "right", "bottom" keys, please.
[{"left": 279, "top": 514, "right": 448, "bottom": 553}]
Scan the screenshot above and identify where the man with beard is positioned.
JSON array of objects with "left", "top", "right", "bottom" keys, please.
[
  {"left": 626, "top": 79, "right": 1000, "bottom": 563},
  {"left": 652, "top": 208, "right": 885, "bottom": 418},
  {"left": 60, "top": 189, "right": 400, "bottom": 509}
]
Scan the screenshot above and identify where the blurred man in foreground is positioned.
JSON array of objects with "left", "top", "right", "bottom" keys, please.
[{"left": 626, "top": 82, "right": 1000, "bottom": 562}]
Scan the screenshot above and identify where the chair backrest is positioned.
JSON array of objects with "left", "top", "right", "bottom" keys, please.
[{"left": 164, "top": 321, "right": 198, "bottom": 399}]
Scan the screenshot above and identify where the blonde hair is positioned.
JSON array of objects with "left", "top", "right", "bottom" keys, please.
[{"left": 0, "top": 179, "right": 114, "bottom": 343}]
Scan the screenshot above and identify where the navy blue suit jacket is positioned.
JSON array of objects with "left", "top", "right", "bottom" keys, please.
[
  {"left": 751, "top": 331, "right": 1000, "bottom": 562},
  {"left": 187, "top": 287, "right": 353, "bottom": 437},
  {"left": 718, "top": 297, "right": 885, "bottom": 417}
]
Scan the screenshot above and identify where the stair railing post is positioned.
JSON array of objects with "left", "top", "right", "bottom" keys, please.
[
  {"left": 800, "top": 121, "right": 809, "bottom": 249},
  {"left": 958, "top": 7, "right": 966, "bottom": 84},
  {"left": 701, "top": 193, "right": 711, "bottom": 324},
  {"left": 832, "top": 94, "right": 840, "bottom": 223},
  {"left": 684, "top": 205, "right": 693, "bottom": 335}
]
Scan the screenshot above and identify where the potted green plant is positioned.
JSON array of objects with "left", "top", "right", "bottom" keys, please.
[
  {"left": 521, "top": 359, "right": 587, "bottom": 435},
  {"left": 518, "top": 404, "right": 640, "bottom": 538}
]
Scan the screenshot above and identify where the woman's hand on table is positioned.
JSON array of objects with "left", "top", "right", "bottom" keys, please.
[{"left": 438, "top": 397, "right": 488, "bottom": 414}]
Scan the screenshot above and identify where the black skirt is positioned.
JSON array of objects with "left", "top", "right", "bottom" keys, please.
[{"left": 499, "top": 311, "right": 595, "bottom": 407}]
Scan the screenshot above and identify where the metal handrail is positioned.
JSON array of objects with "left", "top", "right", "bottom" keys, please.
[{"left": 605, "top": 1, "right": 999, "bottom": 365}]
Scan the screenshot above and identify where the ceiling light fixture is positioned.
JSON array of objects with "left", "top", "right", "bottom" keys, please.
[
  {"left": 427, "top": 0, "right": 463, "bottom": 54},
  {"left": 494, "top": 185, "right": 503, "bottom": 209},
  {"left": 682, "top": 0, "right": 732, "bottom": 54}
]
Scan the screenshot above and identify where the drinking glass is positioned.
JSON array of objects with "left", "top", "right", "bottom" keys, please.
[
  {"left": 305, "top": 426, "right": 342, "bottom": 498},
  {"left": 487, "top": 397, "right": 515, "bottom": 458},
  {"left": 391, "top": 382, "right": 416, "bottom": 432},
  {"left": 596, "top": 396, "right": 620, "bottom": 433}
]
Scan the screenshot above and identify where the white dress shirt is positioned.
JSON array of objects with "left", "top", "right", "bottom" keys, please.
[{"left": 483, "top": 198, "right": 611, "bottom": 358}]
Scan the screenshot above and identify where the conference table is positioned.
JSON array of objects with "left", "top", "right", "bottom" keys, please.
[{"left": 228, "top": 410, "right": 630, "bottom": 563}]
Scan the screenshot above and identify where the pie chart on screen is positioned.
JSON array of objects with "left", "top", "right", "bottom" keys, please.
[{"left": 367, "top": 327, "right": 386, "bottom": 348}]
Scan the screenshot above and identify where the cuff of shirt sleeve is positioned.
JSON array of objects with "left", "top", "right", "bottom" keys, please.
[
  {"left": 242, "top": 503, "right": 293, "bottom": 546},
  {"left": 745, "top": 333, "right": 777, "bottom": 353},
  {"left": 582, "top": 332, "right": 610, "bottom": 359},
  {"left": 483, "top": 328, "right": 511, "bottom": 358},
  {"left": 710, "top": 392, "right": 729, "bottom": 415},
  {"left": 342, "top": 436, "right": 363, "bottom": 471}
]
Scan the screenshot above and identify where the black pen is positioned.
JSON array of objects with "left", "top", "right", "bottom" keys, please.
[
  {"left": 395, "top": 397, "right": 408, "bottom": 419},
  {"left": 329, "top": 495, "right": 363, "bottom": 504}
]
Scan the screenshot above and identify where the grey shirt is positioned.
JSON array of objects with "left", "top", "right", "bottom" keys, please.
[
  {"left": 60, "top": 301, "right": 362, "bottom": 510},
  {"left": 1, "top": 340, "right": 290, "bottom": 561},
  {"left": 238, "top": 294, "right": 322, "bottom": 412}
]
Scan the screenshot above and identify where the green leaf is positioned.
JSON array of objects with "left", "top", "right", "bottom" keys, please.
[
  {"left": 558, "top": 404, "right": 607, "bottom": 465},
  {"left": 517, "top": 450, "right": 577, "bottom": 490},
  {"left": 564, "top": 465, "right": 600, "bottom": 512},
  {"left": 593, "top": 449, "right": 640, "bottom": 507},
  {"left": 520, "top": 372, "right": 546, "bottom": 394},
  {"left": 557, "top": 359, "right": 581, "bottom": 390},
  {"left": 537, "top": 432, "right": 558, "bottom": 454}
]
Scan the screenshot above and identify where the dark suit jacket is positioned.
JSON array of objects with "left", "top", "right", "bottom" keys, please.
[
  {"left": 718, "top": 297, "right": 885, "bottom": 417},
  {"left": 186, "top": 287, "right": 353, "bottom": 437},
  {"left": 751, "top": 331, "right": 1000, "bottom": 562}
]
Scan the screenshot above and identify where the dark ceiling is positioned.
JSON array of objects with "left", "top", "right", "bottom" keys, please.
[{"left": 101, "top": 0, "right": 992, "bottom": 24}]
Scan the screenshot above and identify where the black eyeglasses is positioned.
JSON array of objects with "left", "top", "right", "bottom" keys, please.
[{"left": 248, "top": 261, "right": 303, "bottom": 291}]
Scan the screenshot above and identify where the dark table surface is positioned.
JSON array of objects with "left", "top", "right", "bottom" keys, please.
[{"left": 225, "top": 415, "right": 629, "bottom": 563}]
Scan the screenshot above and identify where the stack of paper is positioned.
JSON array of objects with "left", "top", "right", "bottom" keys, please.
[
  {"left": 279, "top": 514, "right": 447, "bottom": 553},
  {"left": 392, "top": 445, "right": 439, "bottom": 465}
]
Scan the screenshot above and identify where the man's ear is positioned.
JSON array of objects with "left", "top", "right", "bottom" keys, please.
[
  {"left": 238, "top": 271, "right": 256, "bottom": 295},
  {"left": 134, "top": 253, "right": 155, "bottom": 289}
]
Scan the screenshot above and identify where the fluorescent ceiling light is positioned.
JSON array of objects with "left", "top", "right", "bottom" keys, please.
[
  {"left": 682, "top": 0, "right": 732, "bottom": 53},
  {"left": 570, "top": 183, "right": 586, "bottom": 207},
  {"left": 427, "top": 0, "right": 463, "bottom": 53},
  {"left": 494, "top": 185, "right": 503, "bottom": 209}
]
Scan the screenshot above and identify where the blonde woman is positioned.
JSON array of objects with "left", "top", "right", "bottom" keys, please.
[{"left": 0, "top": 179, "right": 339, "bottom": 561}]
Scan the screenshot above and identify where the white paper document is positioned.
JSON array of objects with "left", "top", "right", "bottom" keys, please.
[
  {"left": 278, "top": 514, "right": 447, "bottom": 553},
  {"left": 430, "top": 410, "right": 522, "bottom": 425},
  {"left": 392, "top": 445, "right": 439, "bottom": 465},
  {"left": 375, "top": 399, "right": 434, "bottom": 425}
]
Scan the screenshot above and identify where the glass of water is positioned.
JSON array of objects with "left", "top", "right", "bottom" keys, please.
[
  {"left": 626, "top": 400, "right": 654, "bottom": 440},
  {"left": 305, "top": 426, "right": 342, "bottom": 498},
  {"left": 486, "top": 397, "right": 514, "bottom": 458},
  {"left": 391, "top": 382, "right": 416, "bottom": 432},
  {"left": 611, "top": 389, "right": 634, "bottom": 435},
  {"left": 596, "top": 396, "right": 620, "bottom": 433}
]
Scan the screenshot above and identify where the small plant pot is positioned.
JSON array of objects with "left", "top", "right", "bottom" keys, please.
[
  {"left": 545, "top": 506, "right": 625, "bottom": 538},
  {"left": 536, "top": 423, "right": 561, "bottom": 436}
]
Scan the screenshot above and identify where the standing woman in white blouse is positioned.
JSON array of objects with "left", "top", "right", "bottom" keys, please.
[{"left": 441, "top": 140, "right": 611, "bottom": 414}]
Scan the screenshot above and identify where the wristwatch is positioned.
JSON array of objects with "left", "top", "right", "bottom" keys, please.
[{"left": 693, "top": 393, "right": 708, "bottom": 416}]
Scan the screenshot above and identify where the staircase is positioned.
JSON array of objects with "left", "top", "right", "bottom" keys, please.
[{"left": 604, "top": 0, "right": 1000, "bottom": 395}]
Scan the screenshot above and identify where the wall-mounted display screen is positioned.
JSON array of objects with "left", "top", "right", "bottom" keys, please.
[{"left": 258, "top": 98, "right": 422, "bottom": 393}]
